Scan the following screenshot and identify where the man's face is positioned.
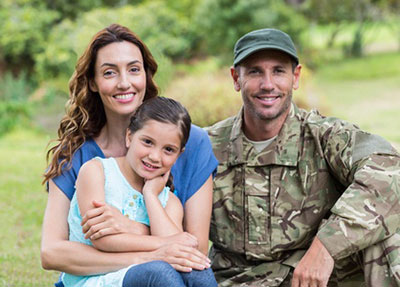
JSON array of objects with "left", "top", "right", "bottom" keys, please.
[{"left": 232, "top": 50, "right": 301, "bottom": 124}]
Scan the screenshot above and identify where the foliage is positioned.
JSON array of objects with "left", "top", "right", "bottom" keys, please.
[
  {"left": 0, "top": 73, "right": 33, "bottom": 135},
  {"left": 302, "top": 0, "right": 389, "bottom": 56},
  {"left": 193, "top": 0, "right": 308, "bottom": 59},
  {"left": 0, "top": 3, "right": 59, "bottom": 70},
  {"left": 35, "top": 2, "right": 191, "bottom": 88}
]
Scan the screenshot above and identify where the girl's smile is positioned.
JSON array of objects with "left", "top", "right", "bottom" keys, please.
[{"left": 121, "top": 119, "right": 182, "bottom": 188}]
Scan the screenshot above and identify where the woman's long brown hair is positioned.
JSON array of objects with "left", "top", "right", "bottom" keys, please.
[{"left": 43, "top": 24, "right": 159, "bottom": 184}]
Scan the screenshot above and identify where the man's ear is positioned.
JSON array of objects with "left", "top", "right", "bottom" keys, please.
[
  {"left": 125, "top": 129, "right": 132, "bottom": 149},
  {"left": 292, "top": 64, "right": 302, "bottom": 90},
  {"left": 89, "top": 79, "right": 98, "bottom": 92},
  {"left": 230, "top": 66, "right": 241, "bottom": 92}
]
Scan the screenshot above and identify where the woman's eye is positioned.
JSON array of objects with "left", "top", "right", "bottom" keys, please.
[
  {"left": 103, "top": 70, "right": 115, "bottom": 77},
  {"left": 130, "top": 67, "right": 140, "bottom": 73}
]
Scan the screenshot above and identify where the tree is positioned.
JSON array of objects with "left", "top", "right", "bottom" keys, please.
[
  {"left": 303, "top": 0, "right": 386, "bottom": 57},
  {"left": 193, "top": 0, "right": 308, "bottom": 59}
]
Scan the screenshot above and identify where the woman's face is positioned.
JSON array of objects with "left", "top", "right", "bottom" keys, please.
[{"left": 90, "top": 41, "right": 147, "bottom": 118}]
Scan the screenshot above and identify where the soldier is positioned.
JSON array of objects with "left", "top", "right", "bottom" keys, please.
[{"left": 206, "top": 28, "right": 400, "bottom": 287}]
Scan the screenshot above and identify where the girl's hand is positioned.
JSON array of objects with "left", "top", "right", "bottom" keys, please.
[
  {"left": 162, "top": 232, "right": 199, "bottom": 249},
  {"left": 142, "top": 171, "right": 170, "bottom": 197},
  {"left": 81, "top": 200, "right": 150, "bottom": 240}
]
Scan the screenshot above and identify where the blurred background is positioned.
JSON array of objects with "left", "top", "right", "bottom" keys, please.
[{"left": 0, "top": 0, "right": 399, "bottom": 285}]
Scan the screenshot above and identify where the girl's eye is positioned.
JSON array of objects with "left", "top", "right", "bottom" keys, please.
[
  {"left": 165, "top": 147, "right": 176, "bottom": 154},
  {"left": 142, "top": 139, "right": 152, "bottom": 145}
]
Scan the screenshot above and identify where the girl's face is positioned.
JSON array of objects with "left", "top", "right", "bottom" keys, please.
[
  {"left": 125, "top": 120, "right": 182, "bottom": 180},
  {"left": 90, "top": 41, "right": 147, "bottom": 118}
]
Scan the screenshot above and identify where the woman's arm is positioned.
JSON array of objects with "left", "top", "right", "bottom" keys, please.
[
  {"left": 41, "top": 180, "right": 153, "bottom": 275},
  {"left": 183, "top": 175, "right": 213, "bottom": 255},
  {"left": 41, "top": 180, "right": 210, "bottom": 274}
]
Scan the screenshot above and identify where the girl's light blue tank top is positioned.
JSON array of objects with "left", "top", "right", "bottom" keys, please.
[{"left": 62, "top": 157, "right": 170, "bottom": 287}]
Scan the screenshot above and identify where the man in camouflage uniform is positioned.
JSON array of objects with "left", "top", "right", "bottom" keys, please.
[{"left": 206, "top": 28, "right": 400, "bottom": 286}]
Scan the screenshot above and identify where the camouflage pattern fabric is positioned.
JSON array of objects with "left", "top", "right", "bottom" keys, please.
[{"left": 206, "top": 103, "right": 400, "bottom": 286}]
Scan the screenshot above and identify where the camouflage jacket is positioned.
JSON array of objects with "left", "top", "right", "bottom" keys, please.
[{"left": 206, "top": 103, "right": 400, "bottom": 281}]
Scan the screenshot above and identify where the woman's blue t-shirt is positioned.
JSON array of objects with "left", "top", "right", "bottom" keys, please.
[{"left": 52, "top": 124, "right": 218, "bottom": 206}]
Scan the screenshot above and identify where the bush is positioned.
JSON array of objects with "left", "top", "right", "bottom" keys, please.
[
  {"left": 0, "top": 72, "right": 33, "bottom": 135},
  {"left": 0, "top": 4, "right": 59, "bottom": 69}
]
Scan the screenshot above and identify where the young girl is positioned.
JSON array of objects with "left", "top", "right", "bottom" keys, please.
[{"left": 62, "top": 97, "right": 217, "bottom": 287}]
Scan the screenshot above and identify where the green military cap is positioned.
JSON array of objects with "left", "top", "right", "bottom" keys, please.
[{"left": 233, "top": 28, "right": 299, "bottom": 66}]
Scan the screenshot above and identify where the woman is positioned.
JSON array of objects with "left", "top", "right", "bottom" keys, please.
[{"left": 41, "top": 24, "right": 218, "bottom": 286}]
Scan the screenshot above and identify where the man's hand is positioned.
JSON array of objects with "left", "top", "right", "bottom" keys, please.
[
  {"left": 291, "top": 237, "right": 334, "bottom": 287},
  {"left": 81, "top": 200, "right": 149, "bottom": 240}
]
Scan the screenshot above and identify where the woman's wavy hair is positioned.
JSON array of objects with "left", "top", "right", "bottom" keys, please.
[{"left": 43, "top": 23, "right": 158, "bottom": 184}]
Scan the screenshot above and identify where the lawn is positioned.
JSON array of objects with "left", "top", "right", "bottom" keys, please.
[
  {"left": 0, "top": 129, "right": 59, "bottom": 286},
  {"left": 1, "top": 50, "right": 399, "bottom": 286}
]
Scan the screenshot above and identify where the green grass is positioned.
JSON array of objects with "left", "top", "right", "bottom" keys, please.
[
  {"left": 316, "top": 52, "right": 400, "bottom": 81},
  {"left": 0, "top": 128, "right": 59, "bottom": 286},
  {"left": 310, "top": 52, "right": 400, "bottom": 146}
]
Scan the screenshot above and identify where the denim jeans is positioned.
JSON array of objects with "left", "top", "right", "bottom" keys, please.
[{"left": 122, "top": 260, "right": 217, "bottom": 287}]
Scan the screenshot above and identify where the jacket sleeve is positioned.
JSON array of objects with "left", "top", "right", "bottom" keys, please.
[{"left": 315, "top": 122, "right": 400, "bottom": 260}]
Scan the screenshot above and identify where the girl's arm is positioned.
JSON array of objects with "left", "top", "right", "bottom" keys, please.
[
  {"left": 183, "top": 175, "right": 213, "bottom": 255},
  {"left": 143, "top": 172, "right": 186, "bottom": 237},
  {"left": 81, "top": 200, "right": 150, "bottom": 240}
]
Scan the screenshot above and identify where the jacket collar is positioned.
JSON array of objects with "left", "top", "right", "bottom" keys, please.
[{"left": 228, "top": 103, "right": 302, "bottom": 167}]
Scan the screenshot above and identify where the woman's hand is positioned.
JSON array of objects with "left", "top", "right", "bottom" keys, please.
[
  {"left": 162, "top": 232, "right": 199, "bottom": 249},
  {"left": 152, "top": 243, "right": 211, "bottom": 272},
  {"left": 81, "top": 200, "right": 149, "bottom": 240}
]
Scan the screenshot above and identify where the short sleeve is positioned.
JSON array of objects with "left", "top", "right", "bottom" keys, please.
[
  {"left": 171, "top": 124, "right": 218, "bottom": 205},
  {"left": 49, "top": 138, "right": 105, "bottom": 200}
]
